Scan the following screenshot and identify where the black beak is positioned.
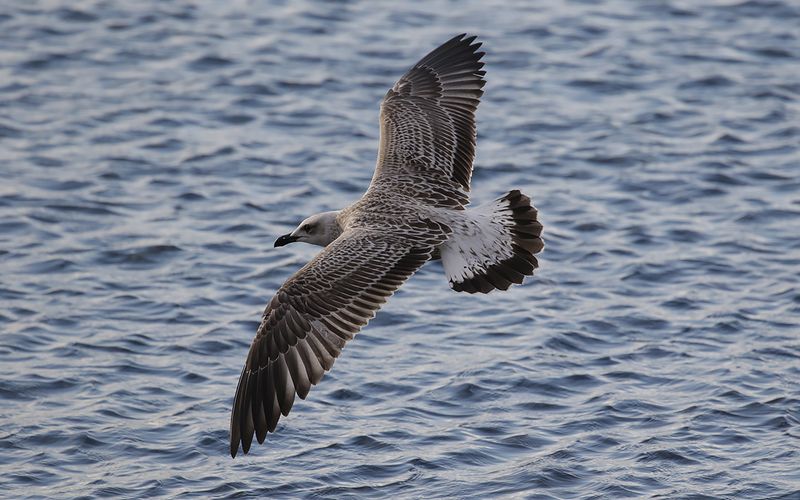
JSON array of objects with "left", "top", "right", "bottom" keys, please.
[{"left": 274, "top": 234, "right": 298, "bottom": 247}]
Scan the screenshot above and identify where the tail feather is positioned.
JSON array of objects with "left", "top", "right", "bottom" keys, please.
[{"left": 441, "top": 190, "right": 543, "bottom": 294}]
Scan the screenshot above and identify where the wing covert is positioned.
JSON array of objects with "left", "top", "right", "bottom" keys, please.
[
  {"left": 229, "top": 228, "right": 446, "bottom": 457},
  {"left": 372, "top": 34, "right": 486, "bottom": 206}
]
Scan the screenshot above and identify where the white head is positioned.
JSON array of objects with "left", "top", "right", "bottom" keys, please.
[{"left": 274, "top": 211, "right": 342, "bottom": 248}]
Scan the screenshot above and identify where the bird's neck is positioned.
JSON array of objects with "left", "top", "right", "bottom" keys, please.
[{"left": 317, "top": 210, "right": 343, "bottom": 246}]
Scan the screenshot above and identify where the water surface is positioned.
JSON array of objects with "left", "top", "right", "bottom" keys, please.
[{"left": 1, "top": 0, "right": 799, "bottom": 498}]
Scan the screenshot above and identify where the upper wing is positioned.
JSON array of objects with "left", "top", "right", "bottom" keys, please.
[
  {"left": 371, "top": 34, "right": 486, "bottom": 207},
  {"left": 230, "top": 228, "right": 445, "bottom": 457}
]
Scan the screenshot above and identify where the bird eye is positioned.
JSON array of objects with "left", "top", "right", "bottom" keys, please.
[{"left": 302, "top": 224, "right": 312, "bottom": 232}]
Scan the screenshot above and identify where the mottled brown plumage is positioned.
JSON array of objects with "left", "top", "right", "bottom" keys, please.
[{"left": 230, "top": 34, "right": 543, "bottom": 457}]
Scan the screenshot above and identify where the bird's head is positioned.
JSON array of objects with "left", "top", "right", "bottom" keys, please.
[{"left": 274, "top": 211, "right": 342, "bottom": 248}]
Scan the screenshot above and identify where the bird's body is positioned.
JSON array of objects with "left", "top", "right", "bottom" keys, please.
[{"left": 230, "top": 34, "right": 544, "bottom": 457}]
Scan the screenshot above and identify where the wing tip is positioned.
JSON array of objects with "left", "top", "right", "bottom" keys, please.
[
  {"left": 230, "top": 429, "right": 241, "bottom": 458},
  {"left": 418, "top": 33, "right": 485, "bottom": 65},
  {"left": 457, "top": 33, "right": 484, "bottom": 55}
]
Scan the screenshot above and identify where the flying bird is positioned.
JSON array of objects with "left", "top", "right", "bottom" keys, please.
[{"left": 230, "top": 34, "right": 544, "bottom": 457}]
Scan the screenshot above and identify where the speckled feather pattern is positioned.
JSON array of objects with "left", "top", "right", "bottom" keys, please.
[{"left": 230, "top": 34, "right": 543, "bottom": 457}]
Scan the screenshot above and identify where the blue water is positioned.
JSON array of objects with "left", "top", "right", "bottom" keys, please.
[{"left": 1, "top": 0, "right": 799, "bottom": 498}]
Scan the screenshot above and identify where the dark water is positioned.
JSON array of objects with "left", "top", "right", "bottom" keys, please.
[{"left": 1, "top": 0, "right": 799, "bottom": 498}]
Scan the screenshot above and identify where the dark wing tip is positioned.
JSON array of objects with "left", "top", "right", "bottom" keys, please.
[
  {"left": 458, "top": 33, "right": 483, "bottom": 58},
  {"left": 230, "top": 370, "right": 243, "bottom": 458},
  {"left": 230, "top": 426, "right": 240, "bottom": 457},
  {"left": 415, "top": 33, "right": 485, "bottom": 69}
]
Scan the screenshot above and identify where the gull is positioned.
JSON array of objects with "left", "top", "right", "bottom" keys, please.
[{"left": 230, "top": 34, "right": 544, "bottom": 457}]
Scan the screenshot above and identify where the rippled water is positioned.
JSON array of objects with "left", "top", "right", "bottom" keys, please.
[{"left": 2, "top": 0, "right": 799, "bottom": 498}]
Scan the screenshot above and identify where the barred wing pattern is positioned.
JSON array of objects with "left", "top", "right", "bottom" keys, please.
[
  {"left": 230, "top": 228, "right": 446, "bottom": 457},
  {"left": 373, "top": 34, "right": 486, "bottom": 206}
]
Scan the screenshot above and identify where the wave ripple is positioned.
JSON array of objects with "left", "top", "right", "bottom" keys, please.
[{"left": 1, "top": 0, "right": 799, "bottom": 498}]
